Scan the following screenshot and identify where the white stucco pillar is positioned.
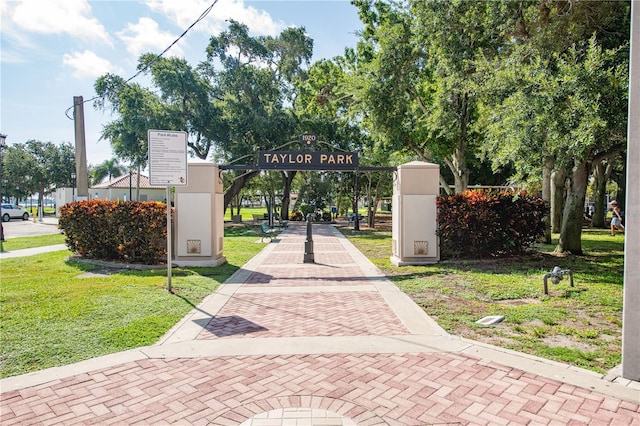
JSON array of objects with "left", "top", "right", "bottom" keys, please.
[
  {"left": 173, "top": 163, "right": 226, "bottom": 267},
  {"left": 622, "top": 0, "right": 640, "bottom": 381},
  {"left": 390, "top": 161, "right": 440, "bottom": 266}
]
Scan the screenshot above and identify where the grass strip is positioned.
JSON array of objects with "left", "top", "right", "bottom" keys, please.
[
  {"left": 1, "top": 234, "right": 66, "bottom": 251},
  {"left": 0, "top": 226, "right": 265, "bottom": 378}
]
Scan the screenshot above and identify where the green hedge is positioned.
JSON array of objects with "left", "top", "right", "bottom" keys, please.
[
  {"left": 58, "top": 200, "right": 169, "bottom": 264},
  {"left": 437, "top": 190, "right": 548, "bottom": 259}
]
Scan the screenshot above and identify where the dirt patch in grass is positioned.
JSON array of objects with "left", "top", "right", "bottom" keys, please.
[
  {"left": 496, "top": 298, "right": 541, "bottom": 306},
  {"left": 543, "top": 335, "right": 598, "bottom": 353}
]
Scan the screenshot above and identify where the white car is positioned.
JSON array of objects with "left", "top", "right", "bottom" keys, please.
[{"left": 1, "top": 203, "right": 30, "bottom": 222}]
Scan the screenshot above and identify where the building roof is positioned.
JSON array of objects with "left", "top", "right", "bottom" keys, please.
[{"left": 92, "top": 172, "right": 165, "bottom": 189}]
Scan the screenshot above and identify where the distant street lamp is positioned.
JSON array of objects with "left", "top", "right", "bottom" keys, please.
[
  {"left": 71, "top": 172, "right": 76, "bottom": 201},
  {"left": 0, "top": 133, "right": 7, "bottom": 251},
  {"left": 25, "top": 175, "right": 32, "bottom": 213}
]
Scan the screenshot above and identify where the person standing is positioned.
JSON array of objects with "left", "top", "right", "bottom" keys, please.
[{"left": 610, "top": 200, "right": 625, "bottom": 236}]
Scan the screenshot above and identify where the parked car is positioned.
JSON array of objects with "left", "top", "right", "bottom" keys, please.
[{"left": 1, "top": 203, "right": 29, "bottom": 222}]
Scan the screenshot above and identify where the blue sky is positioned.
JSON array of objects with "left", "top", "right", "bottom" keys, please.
[{"left": 0, "top": 0, "right": 363, "bottom": 166}]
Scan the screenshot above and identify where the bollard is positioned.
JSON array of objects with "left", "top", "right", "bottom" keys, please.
[
  {"left": 303, "top": 214, "right": 314, "bottom": 263},
  {"left": 542, "top": 266, "right": 574, "bottom": 295}
]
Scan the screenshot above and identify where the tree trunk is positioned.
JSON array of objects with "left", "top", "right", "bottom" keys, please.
[
  {"left": 439, "top": 174, "right": 453, "bottom": 195},
  {"left": 223, "top": 170, "right": 260, "bottom": 211},
  {"left": 591, "top": 159, "right": 612, "bottom": 228},
  {"left": 335, "top": 189, "right": 343, "bottom": 219},
  {"left": 452, "top": 91, "right": 470, "bottom": 193},
  {"left": 451, "top": 149, "right": 469, "bottom": 193},
  {"left": 368, "top": 177, "right": 383, "bottom": 229},
  {"left": 612, "top": 159, "right": 626, "bottom": 212},
  {"left": 550, "top": 168, "right": 566, "bottom": 233},
  {"left": 556, "top": 160, "right": 590, "bottom": 255},
  {"left": 280, "top": 171, "right": 296, "bottom": 220},
  {"left": 541, "top": 157, "right": 553, "bottom": 243}
]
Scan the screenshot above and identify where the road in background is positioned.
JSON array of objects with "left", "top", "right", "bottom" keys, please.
[{"left": 1, "top": 217, "right": 60, "bottom": 239}]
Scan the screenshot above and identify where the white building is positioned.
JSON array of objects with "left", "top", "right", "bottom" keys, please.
[
  {"left": 91, "top": 172, "right": 166, "bottom": 202},
  {"left": 55, "top": 172, "right": 167, "bottom": 216}
]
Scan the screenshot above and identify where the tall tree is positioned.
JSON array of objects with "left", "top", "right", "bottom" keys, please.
[
  {"left": 2, "top": 144, "right": 39, "bottom": 203},
  {"left": 94, "top": 74, "right": 167, "bottom": 200},
  {"left": 3, "top": 141, "right": 74, "bottom": 211},
  {"left": 347, "top": 0, "right": 521, "bottom": 193},
  {"left": 204, "top": 20, "right": 313, "bottom": 209},
  {"left": 476, "top": 1, "right": 630, "bottom": 254},
  {"left": 137, "top": 55, "right": 225, "bottom": 160},
  {"left": 92, "top": 158, "right": 125, "bottom": 185}
]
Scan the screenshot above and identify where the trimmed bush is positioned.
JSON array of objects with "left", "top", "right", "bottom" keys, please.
[
  {"left": 289, "top": 210, "right": 304, "bottom": 221},
  {"left": 58, "top": 200, "right": 169, "bottom": 264},
  {"left": 437, "top": 190, "right": 547, "bottom": 259}
]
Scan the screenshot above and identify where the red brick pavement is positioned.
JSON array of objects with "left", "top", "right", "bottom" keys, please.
[
  {"left": 244, "top": 265, "right": 372, "bottom": 286},
  {"left": 2, "top": 353, "right": 639, "bottom": 425},
  {"left": 1, "top": 223, "right": 639, "bottom": 425},
  {"left": 197, "top": 292, "right": 409, "bottom": 339}
]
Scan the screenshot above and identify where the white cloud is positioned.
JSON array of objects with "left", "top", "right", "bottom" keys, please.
[
  {"left": 9, "top": 0, "right": 112, "bottom": 45},
  {"left": 117, "top": 17, "right": 184, "bottom": 58},
  {"left": 63, "top": 50, "right": 124, "bottom": 79},
  {"left": 145, "top": 0, "right": 286, "bottom": 37}
]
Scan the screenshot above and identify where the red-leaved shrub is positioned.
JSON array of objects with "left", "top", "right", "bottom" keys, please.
[
  {"left": 58, "top": 199, "right": 169, "bottom": 264},
  {"left": 437, "top": 190, "right": 547, "bottom": 259}
]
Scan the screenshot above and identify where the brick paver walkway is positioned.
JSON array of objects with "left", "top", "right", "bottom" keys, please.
[{"left": 1, "top": 223, "right": 639, "bottom": 425}]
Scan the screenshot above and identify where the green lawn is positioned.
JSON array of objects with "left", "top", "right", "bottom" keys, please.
[
  {"left": 340, "top": 227, "right": 625, "bottom": 374},
  {"left": 0, "top": 225, "right": 265, "bottom": 378},
  {"left": 224, "top": 207, "right": 268, "bottom": 221},
  {"left": 0, "top": 224, "right": 625, "bottom": 378}
]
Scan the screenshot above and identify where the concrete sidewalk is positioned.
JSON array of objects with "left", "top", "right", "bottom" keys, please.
[
  {"left": 1, "top": 224, "right": 638, "bottom": 425},
  {"left": 0, "top": 244, "right": 68, "bottom": 259}
]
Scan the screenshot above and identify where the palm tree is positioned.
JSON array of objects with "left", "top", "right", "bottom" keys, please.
[{"left": 92, "top": 158, "right": 125, "bottom": 185}]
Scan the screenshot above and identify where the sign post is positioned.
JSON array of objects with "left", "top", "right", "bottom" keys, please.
[{"left": 148, "top": 130, "right": 188, "bottom": 292}]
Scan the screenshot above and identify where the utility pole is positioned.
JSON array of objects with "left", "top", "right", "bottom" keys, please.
[{"left": 73, "top": 96, "right": 89, "bottom": 199}]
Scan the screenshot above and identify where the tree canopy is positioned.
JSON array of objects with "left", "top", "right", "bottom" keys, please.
[
  {"left": 88, "top": 1, "right": 630, "bottom": 252},
  {"left": 1, "top": 140, "right": 75, "bottom": 207}
]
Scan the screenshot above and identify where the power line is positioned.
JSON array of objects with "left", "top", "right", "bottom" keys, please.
[{"left": 65, "top": 0, "right": 219, "bottom": 120}]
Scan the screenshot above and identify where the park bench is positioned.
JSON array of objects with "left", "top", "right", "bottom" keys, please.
[
  {"left": 260, "top": 222, "right": 278, "bottom": 242},
  {"left": 345, "top": 213, "right": 364, "bottom": 222},
  {"left": 252, "top": 214, "right": 263, "bottom": 223}
]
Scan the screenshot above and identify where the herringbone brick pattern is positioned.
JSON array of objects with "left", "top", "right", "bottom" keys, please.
[
  {"left": 2, "top": 223, "right": 638, "bottom": 425},
  {"left": 198, "top": 292, "right": 409, "bottom": 339},
  {"left": 2, "top": 353, "right": 638, "bottom": 425},
  {"left": 248, "top": 264, "right": 367, "bottom": 279},
  {"left": 261, "top": 251, "right": 356, "bottom": 265},
  {"left": 244, "top": 268, "right": 372, "bottom": 286},
  {"left": 272, "top": 242, "right": 345, "bottom": 253}
]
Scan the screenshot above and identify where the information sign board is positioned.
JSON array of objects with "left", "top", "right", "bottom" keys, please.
[{"left": 148, "top": 130, "right": 188, "bottom": 186}]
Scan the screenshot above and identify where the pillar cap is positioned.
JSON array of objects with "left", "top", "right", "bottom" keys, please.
[{"left": 397, "top": 161, "right": 439, "bottom": 169}]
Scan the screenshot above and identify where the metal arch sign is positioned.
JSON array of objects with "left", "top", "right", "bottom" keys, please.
[
  {"left": 299, "top": 133, "right": 318, "bottom": 146},
  {"left": 258, "top": 150, "right": 358, "bottom": 171}
]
